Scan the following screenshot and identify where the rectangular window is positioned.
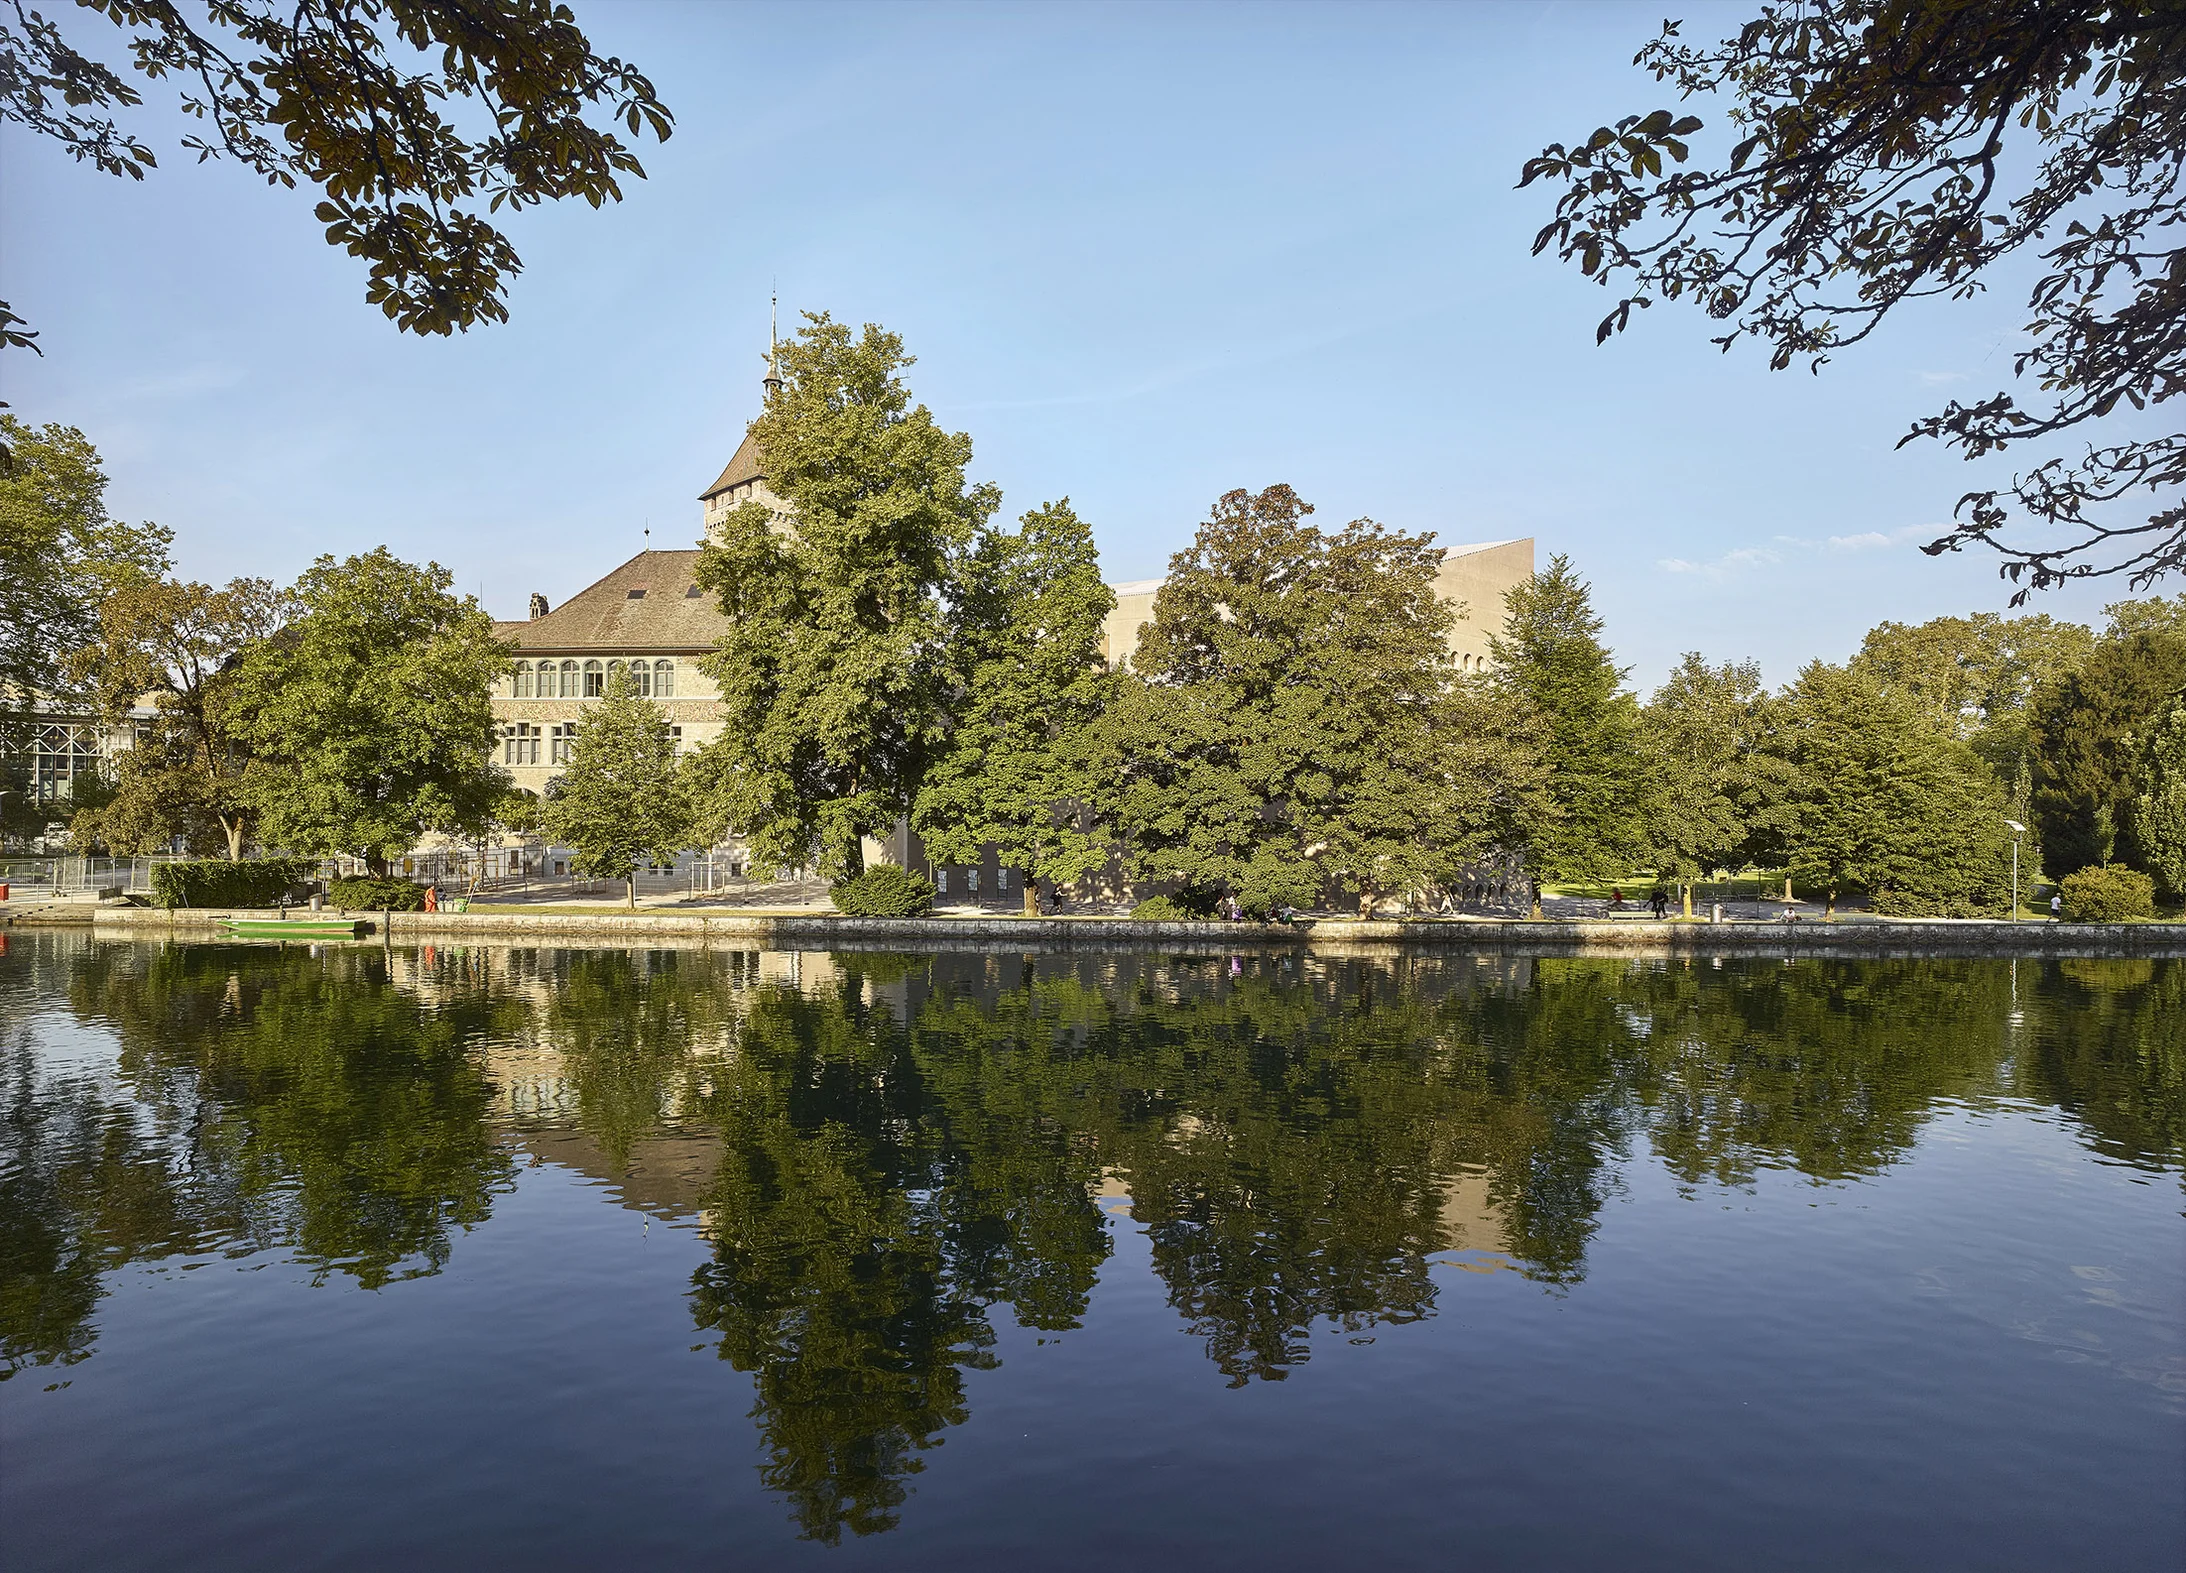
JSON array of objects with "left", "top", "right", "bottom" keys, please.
[
  {"left": 550, "top": 725, "right": 573, "bottom": 765},
  {"left": 936, "top": 869, "right": 948, "bottom": 895},
  {"left": 968, "top": 869, "right": 979, "bottom": 895},
  {"left": 998, "top": 868, "right": 1011, "bottom": 893}
]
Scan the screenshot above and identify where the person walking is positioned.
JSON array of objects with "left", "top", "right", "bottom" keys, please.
[
  {"left": 1649, "top": 885, "right": 1669, "bottom": 920},
  {"left": 2050, "top": 891, "right": 2063, "bottom": 921}
]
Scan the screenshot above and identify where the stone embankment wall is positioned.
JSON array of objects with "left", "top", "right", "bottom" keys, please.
[{"left": 73, "top": 905, "right": 2186, "bottom": 957}]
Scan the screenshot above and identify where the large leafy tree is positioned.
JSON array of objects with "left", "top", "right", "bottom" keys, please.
[
  {"left": 1640, "top": 653, "right": 1770, "bottom": 914},
  {"left": 0, "top": 417, "right": 170, "bottom": 735},
  {"left": 1768, "top": 661, "right": 2013, "bottom": 915},
  {"left": 65, "top": 574, "right": 291, "bottom": 858},
  {"left": 541, "top": 668, "right": 691, "bottom": 908},
  {"left": 2027, "top": 613, "right": 2186, "bottom": 875},
  {"left": 1523, "top": 2, "right": 2186, "bottom": 597},
  {"left": 1489, "top": 554, "right": 1646, "bottom": 889},
  {"left": 911, "top": 500, "right": 1115, "bottom": 913},
  {"left": 235, "top": 547, "right": 509, "bottom": 873},
  {"left": 692, "top": 314, "right": 1000, "bottom": 877},
  {"left": 2131, "top": 689, "right": 2186, "bottom": 897},
  {"left": 0, "top": 0, "right": 671, "bottom": 358},
  {"left": 1099, "top": 485, "right": 1480, "bottom": 917},
  {"left": 1852, "top": 610, "right": 2098, "bottom": 829}
]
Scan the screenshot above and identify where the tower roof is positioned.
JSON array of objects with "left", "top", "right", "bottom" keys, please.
[{"left": 699, "top": 429, "right": 765, "bottom": 501}]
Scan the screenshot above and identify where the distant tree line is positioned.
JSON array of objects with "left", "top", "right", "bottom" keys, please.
[{"left": 12, "top": 309, "right": 2186, "bottom": 916}]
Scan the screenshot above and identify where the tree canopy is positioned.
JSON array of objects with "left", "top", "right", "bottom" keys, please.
[
  {"left": 692, "top": 314, "right": 1000, "bottom": 877},
  {"left": 910, "top": 499, "right": 1115, "bottom": 912},
  {"left": 0, "top": 417, "right": 170, "bottom": 732},
  {"left": 0, "top": 0, "right": 672, "bottom": 348},
  {"left": 1489, "top": 554, "right": 1646, "bottom": 885},
  {"left": 1523, "top": 1, "right": 2186, "bottom": 598},
  {"left": 1769, "top": 660, "right": 2013, "bottom": 915},
  {"left": 541, "top": 666, "right": 692, "bottom": 906},
  {"left": 66, "top": 574, "right": 291, "bottom": 858},
  {"left": 235, "top": 546, "right": 510, "bottom": 872},
  {"left": 1097, "top": 485, "right": 1477, "bottom": 916}
]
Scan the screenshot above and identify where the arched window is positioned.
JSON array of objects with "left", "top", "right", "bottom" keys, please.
[
  {"left": 583, "top": 659, "right": 604, "bottom": 697},
  {"left": 654, "top": 659, "right": 674, "bottom": 697},
  {"left": 606, "top": 659, "right": 624, "bottom": 694},
  {"left": 559, "top": 660, "right": 578, "bottom": 698},
  {"left": 630, "top": 660, "right": 650, "bottom": 698},
  {"left": 514, "top": 661, "right": 532, "bottom": 698}
]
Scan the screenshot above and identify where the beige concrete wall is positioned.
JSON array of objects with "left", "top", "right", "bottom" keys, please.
[
  {"left": 1096, "top": 540, "right": 1534, "bottom": 673},
  {"left": 1435, "top": 538, "right": 1535, "bottom": 673},
  {"left": 1099, "top": 580, "right": 1164, "bottom": 669}
]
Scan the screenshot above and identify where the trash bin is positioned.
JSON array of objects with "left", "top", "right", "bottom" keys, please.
[
  {"left": 446, "top": 896, "right": 469, "bottom": 914},
  {"left": 0, "top": 883, "right": 9, "bottom": 902}
]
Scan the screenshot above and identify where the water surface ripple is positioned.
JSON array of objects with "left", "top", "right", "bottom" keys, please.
[{"left": 2, "top": 934, "right": 2179, "bottom": 1570}]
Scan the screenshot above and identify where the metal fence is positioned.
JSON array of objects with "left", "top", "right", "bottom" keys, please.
[{"left": 0, "top": 855, "right": 193, "bottom": 896}]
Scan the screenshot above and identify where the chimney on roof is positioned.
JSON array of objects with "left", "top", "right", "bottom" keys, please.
[{"left": 528, "top": 593, "right": 549, "bottom": 620}]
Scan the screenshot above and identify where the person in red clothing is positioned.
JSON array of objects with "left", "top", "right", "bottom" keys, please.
[{"left": 423, "top": 883, "right": 439, "bottom": 913}]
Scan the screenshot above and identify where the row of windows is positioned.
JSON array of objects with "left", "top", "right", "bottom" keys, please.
[
  {"left": 934, "top": 867, "right": 1012, "bottom": 896},
  {"left": 501, "top": 723, "right": 684, "bottom": 767},
  {"left": 512, "top": 659, "right": 676, "bottom": 699}
]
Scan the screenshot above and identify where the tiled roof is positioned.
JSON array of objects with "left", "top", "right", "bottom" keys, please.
[
  {"left": 495, "top": 551, "right": 725, "bottom": 653},
  {"left": 700, "top": 429, "right": 765, "bottom": 500}
]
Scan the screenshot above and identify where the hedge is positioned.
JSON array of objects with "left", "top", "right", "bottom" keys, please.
[
  {"left": 151, "top": 858, "right": 316, "bottom": 910},
  {"left": 829, "top": 866, "right": 935, "bottom": 918},
  {"left": 326, "top": 876, "right": 429, "bottom": 911},
  {"left": 1129, "top": 896, "right": 1196, "bottom": 921},
  {"left": 2058, "top": 864, "right": 2155, "bottom": 923}
]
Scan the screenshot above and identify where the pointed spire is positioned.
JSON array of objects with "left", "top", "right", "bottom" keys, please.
[{"left": 763, "top": 286, "right": 782, "bottom": 399}]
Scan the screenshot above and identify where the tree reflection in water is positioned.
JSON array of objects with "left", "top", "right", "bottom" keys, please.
[{"left": 2, "top": 934, "right": 2178, "bottom": 1540}]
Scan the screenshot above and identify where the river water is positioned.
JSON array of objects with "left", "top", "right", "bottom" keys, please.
[{"left": 2, "top": 932, "right": 2179, "bottom": 1570}]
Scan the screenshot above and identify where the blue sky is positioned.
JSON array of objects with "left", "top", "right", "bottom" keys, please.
[{"left": 0, "top": 0, "right": 2141, "bottom": 686}]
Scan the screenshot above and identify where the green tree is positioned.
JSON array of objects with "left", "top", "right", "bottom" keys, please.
[
  {"left": 692, "top": 314, "right": 1000, "bottom": 877},
  {"left": 1852, "top": 611, "right": 2097, "bottom": 836},
  {"left": 65, "top": 574, "right": 290, "bottom": 859},
  {"left": 0, "top": 417, "right": 170, "bottom": 736},
  {"left": 236, "top": 547, "right": 510, "bottom": 874},
  {"left": 1769, "top": 662, "right": 2013, "bottom": 916},
  {"left": 0, "top": 0, "right": 672, "bottom": 356},
  {"left": 1522, "top": 2, "right": 2186, "bottom": 595},
  {"left": 2130, "top": 691, "right": 2186, "bottom": 900},
  {"left": 1098, "top": 485, "right": 1478, "bottom": 917},
  {"left": 541, "top": 668, "right": 692, "bottom": 908},
  {"left": 1489, "top": 554, "right": 1645, "bottom": 892},
  {"left": 1640, "top": 654, "right": 1766, "bottom": 914},
  {"left": 912, "top": 500, "right": 1115, "bottom": 913},
  {"left": 2028, "top": 625, "right": 2186, "bottom": 877}
]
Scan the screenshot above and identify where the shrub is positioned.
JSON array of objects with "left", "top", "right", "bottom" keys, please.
[
  {"left": 1868, "top": 888, "right": 2006, "bottom": 919},
  {"left": 1130, "top": 896, "right": 1199, "bottom": 921},
  {"left": 829, "top": 866, "right": 935, "bottom": 918},
  {"left": 150, "top": 858, "right": 315, "bottom": 909},
  {"left": 2058, "top": 864, "right": 2156, "bottom": 923},
  {"left": 326, "top": 876, "right": 428, "bottom": 911}
]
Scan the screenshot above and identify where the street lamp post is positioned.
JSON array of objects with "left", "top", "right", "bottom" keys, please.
[{"left": 2005, "top": 819, "right": 2027, "bottom": 920}]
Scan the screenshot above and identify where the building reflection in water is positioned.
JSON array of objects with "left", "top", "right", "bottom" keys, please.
[{"left": 6, "top": 934, "right": 2180, "bottom": 1541}]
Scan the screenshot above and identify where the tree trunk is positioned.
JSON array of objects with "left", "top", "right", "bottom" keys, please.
[
  {"left": 841, "top": 836, "right": 866, "bottom": 878},
  {"left": 1782, "top": 874, "right": 1793, "bottom": 902},
  {"left": 1681, "top": 882, "right": 1693, "bottom": 919},
  {"left": 222, "top": 817, "right": 245, "bottom": 862},
  {"left": 367, "top": 851, "right": 389, "bottom": 878},
  {"left": 1022, "top": 877, "right": 1038, "bottom": 917},
  {"left": 1825, "top": 887, "right": 1836, "bottom": 919},
  {"left": 627, "top": 874, "right": 637, "bottom": 910}
]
